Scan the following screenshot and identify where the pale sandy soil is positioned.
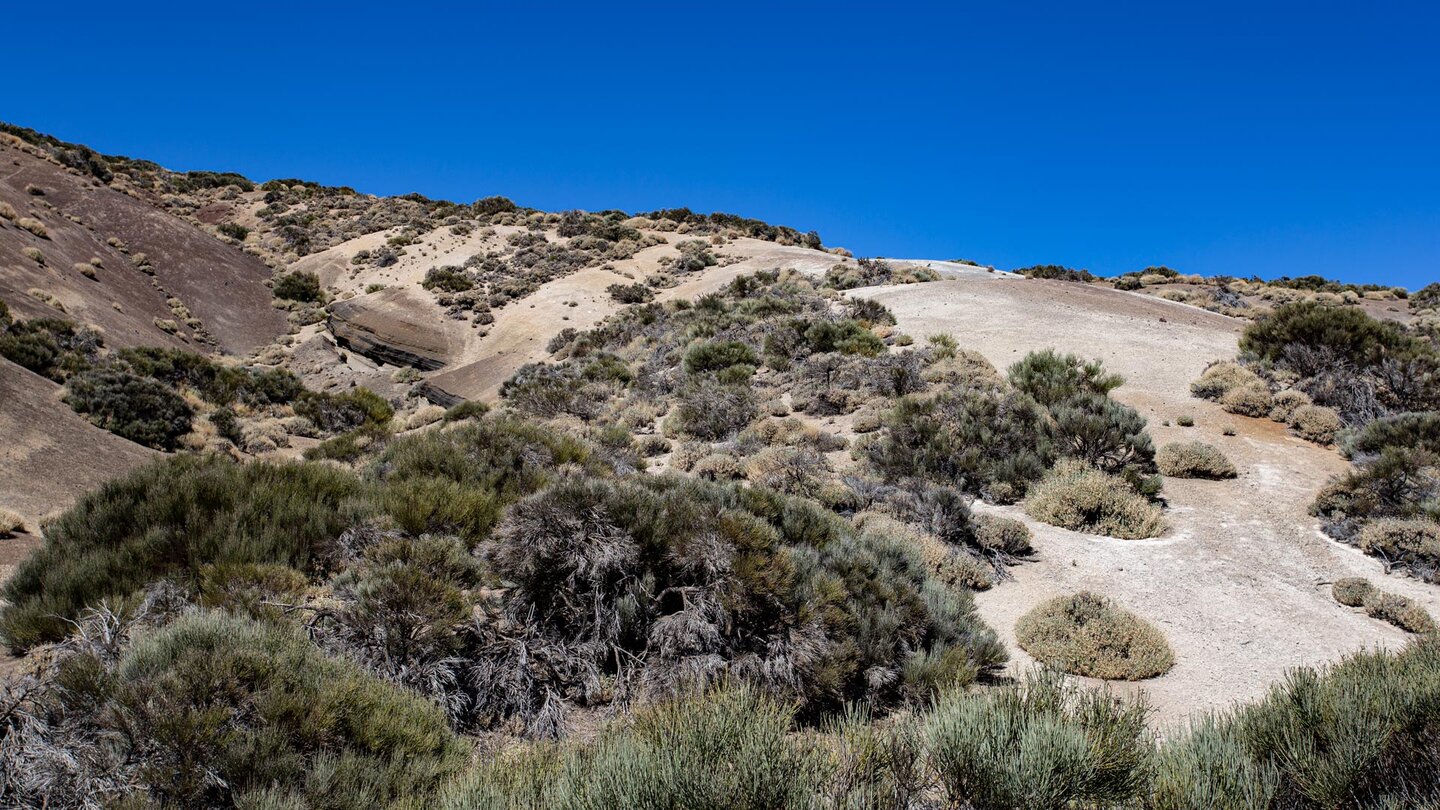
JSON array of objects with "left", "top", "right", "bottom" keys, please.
[{"left": 861, "top": 277, "right": 1440, "bottom": 728}]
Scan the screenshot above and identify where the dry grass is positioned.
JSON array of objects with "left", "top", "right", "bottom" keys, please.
[
  {"left": 1190, "top": 361, "right": 1261, "bottom": 400},
  {"left": 1023, "top": 459, "right": 1166, "bottom": 539},
  {"left": 973, "top": 513, "right": 1033, "bottom": 555},
  {"left": 1015, "top": 591, "right": 1175, "bottom": 680},
  {"left": 1156, "top": 441, "right": 1237, "bottom": 479},
  {"left": 20, "top": 246, "right": 43, "bottom": 264},
  {"left": 15, "top": 216, "right": 48, "bottom": 238},
  {"left": 0, "top": 508, "right": 25, "bottom": 537},
  {"left": 1220, "top": 384, "right": 1273, "bottom": 417}
]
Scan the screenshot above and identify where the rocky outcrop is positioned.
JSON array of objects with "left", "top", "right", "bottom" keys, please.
[{"left": 326, "top": 286, "right": 454, "bottom": 370}]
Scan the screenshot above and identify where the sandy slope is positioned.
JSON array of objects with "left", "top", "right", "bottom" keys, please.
[{"left": 861, "top": 277, "right": 1439, "bottom": 727}]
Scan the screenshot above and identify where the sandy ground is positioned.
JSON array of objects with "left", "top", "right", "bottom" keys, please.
[{"left": 861, "top": 277, "right": 1440, "bottom": 728}]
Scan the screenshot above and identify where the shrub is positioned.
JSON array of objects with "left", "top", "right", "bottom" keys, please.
[
  {"left": 972, "top": 513, "right": 1032, "bottom": 556},
  {"left": 422, "top": 266, "right": 474, "bottom": 292},
  {"left": 1356, "top": 519, "right": 1440, "bottom": 581},
  {"left": 43, "top": 611, "right": 463, "bottom": 808},
  {"left": 0, "top": 455, "right": 371, "bottom": 650},
  {"left": 272, "top": 270, "right": 323, "bottom": 302},
  {"left": 1241, "top": 300, "right": 1425, "bottom": 374},
  {"left": 1344, "top": 411, "right": 1440, "bottom": 458},
  {"left": 1013, "top": 264, "right": 1098, "bottom": 282},
  {"left": 684, "top": 340, "right": 758, "bottom": 375},
  {"left": 62, "top": 367, "right": 194, "bottom": 450},
  {"left": 1290, "top": 404, "right": 1342, "bottom": 444},
  {"left": 1332, "top": 576, "right": 1375, "bottom": 607},
  {"left": 442, "top": 399, "right": 490, "bottom": 423},
  {"left": 1007, "top": 349, "right": 1123, "bottom": 407},
  {"left": 439, "top": 687, "right": 819, "bottom": 809},
  {"left": 923, "top": 669, "right": 1150, "bottom": 808},
  {"left": 675, "top": 379, "right": 757, "bottom": 440},
  {"left": 606, "top": 282, "right": 654, "bottom": 304},
  {"left": 1265, "top": 389, "right": 1310, "bottom": 423},
  {"left": 1048, "top": 392, "right": 1154, "bottom": 474},
  {"left": 1176, "top": 415, "right": 1194, "bottom": 427},
  {"left": 20, "top": 246, "right": 43, "bottom": 264},
  {"left": 866, "top": 387, "right": 1053, "bottom": 503},
  {"left": 1191, "top": 361, "right": 1262, "bottom": 400},
  {"left": 295, "top": 387, "right": 393, "bottom": 433},
  {"left": 1221, "top": 384, "right": 1273, "bottom": 417},
  {"left": 1023, "top": 460, "right": 1166, "bottom": 539},
  {"left": 1362, "top": 591, "right": 1437, "bottom": 635},
  {"left": 1015, "top": 592, "right": 1175, "bottom": 679},
  {"left": 1157, "top": 441, "right": 1237, "bottom": 479},
  {"left": 1313, "top": 446, "right": 1440, "bottom": 555}
]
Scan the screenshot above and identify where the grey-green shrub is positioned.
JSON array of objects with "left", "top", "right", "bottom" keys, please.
[{"left": 1157, "top": 441, "right": 1237, "bottom": 479}]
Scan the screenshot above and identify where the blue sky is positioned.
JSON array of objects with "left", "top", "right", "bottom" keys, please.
[{"left": 5, "top": 2, "right": 1437, "bottom": 288}]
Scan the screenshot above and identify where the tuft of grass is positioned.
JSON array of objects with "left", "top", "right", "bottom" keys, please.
[
  {"left": 16, "top": 216, "right": 49, "bottom": 238},
  {"left": 1015, "top": 591, "right": 1175, "bottom": 680},
  {"left": 1023, "top": 459, "right": 1166, "bottom": 539}
]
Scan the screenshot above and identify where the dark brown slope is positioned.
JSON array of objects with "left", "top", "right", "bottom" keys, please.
[
  {"left": 0, "top": 136, "right": 284, "bottom": 355},
  {"left": 0, "top": 357, "right": 156, "bottom": 524}
]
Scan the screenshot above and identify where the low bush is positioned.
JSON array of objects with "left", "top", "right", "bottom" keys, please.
[
  {"left": 1014, "top": 592, "right": 1175, "bottom": 680},
  {"left": 294, "top": 386, "right": 393, "bottom": 433},
  {"left": 1343, "top": 411, "right": 1440, "bottom": 458},
  {"left": 0, "top": 508, "right": 24, "bottom": 537},
  {"left": 1221, "top": 384, "right": 1273, "bottom": 417},
  {"left": 972, "top": 513, "right": 1032, "bottom": 556},
  {"left": 1356, "top": 519, "right": 1440, "bottom": 581},
  {"left": 1048, "top": 392, "right": 1155, "bottom": 474},
  {"left": 1269, "top": 389, "right": 1312, "bottom": 423},
  {"left": 1191, "top": 361, "right": 1262, "bottom": 400},
  {"left": 1007, "top": 349, "right": 1123, "bottom": 407},
  {"left": 1023, "top": 460, "right": 1166, "bottom": 539},
  {"left": 674, "top": 379, "right": 757, "bottom": 440},
  {"left": 1362, "top": 591, "right": 1436, "bottom": 635},
  {"left": 1290, "top": 404, "right": 1342, "bottom": 444},
  {"left": 1157, "top": 441, "right": 1237, "bottom": 479},
  {"left": 422, "top": 266, "right": 474, "bottom": 292},
  {"left": 1241, "top": 300, "right": 1426, "bottom": 374},
  {"left": 684, "top": 339, "right": 758, "bottom": 375},
  {"left": 923, "top": 669, "right": 1150, "bottom": 807},
  {"left": 272, "top": 270, "right": 323, "bottom": 302},
  {"left": 0, "top": 455, "right": 371, "bottom": 651},
  {"left": 606, "top": 282, "right": 654, "bottom": 304},
  {"left": 62, "top": 367, "right": 194, "bottom": 450},
  {"left": 1332, "top": 576, "right": 1374, "bottom": 607}
]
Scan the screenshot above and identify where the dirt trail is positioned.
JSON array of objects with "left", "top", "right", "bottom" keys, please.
[{"left": 862, "top": 277, "right": 1440, "bottom": 727}]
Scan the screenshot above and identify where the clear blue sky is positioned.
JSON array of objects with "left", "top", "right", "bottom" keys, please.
[{"left": 5, "top": 2, "right": 1437, "bottom": 288}]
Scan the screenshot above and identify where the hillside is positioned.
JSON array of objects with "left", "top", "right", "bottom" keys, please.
[{"left": 1, "top": 124, "right": 1438, "bottom": 808}]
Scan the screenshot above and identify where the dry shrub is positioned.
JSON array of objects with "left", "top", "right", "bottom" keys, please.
[
  {"left": 1269, "top": 389, "right": 1312, "bottom": 423},
  {"left": 1356, "top": 519, "right": 1440, "bottom": 577},
  {"left": 1015, "top": 591, "right": 1174, "bottom": 680},
  {"left": 20, "top": 247, "right": 43, "bottom": 264},
  {"left": 972, "top": 513, "right": 1032, "bottom": 556},
  {"left": 743, "top": 447, "right": 828, "bottom": 497},
  {"left": 72, "top": 262, "right": 97, "bottom": 279},
  {"left": 1331, "top": 577, "right": 1374, "bottom": 607},
  {"left": 1363, "top": 592, "right": 1437, "bottom": 635},
  {"left": 668, "top": 441, "right": 710, "bottom": 472},
  {"left": 1191, "top": 361, "right": 1261, "bottom": 400},
  {"left": 26, "top": 289, "right": 63, "bottom": 311},
  {"left": 1023, "top": 460, "right": 1166, "bottom": 539},
  {"left": 923, "top": 348, "right": 1002, "bottom": 388},
  {"left": 404, "top": 404, "right": 446, "bottom": 431},
  {"left": 1156, "top": 441, "right": 1237, "bottom": 479},
  {"left": 1291, "top": 404, "right": 1342, "bottom": 444},
  {"left": 0, "top": 509, "right": 25, "bottom": 537},
  {"left": 1221, "top": 384, "right": 1273, "bottom": 417},
  {"left": 692, "top": 453, "right": 742, "bottom": 481},
  {"left": 0, "top": 200, "right": 15, "bottom": 219},
  {"left": 854, "top": 512, "right": 992, "bottom": 591},
  {"left": 16, "top": 217, "right": 48, "bottom": 238}
]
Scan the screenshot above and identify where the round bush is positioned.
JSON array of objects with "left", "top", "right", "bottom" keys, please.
[
  {"left": 1269, "top": 389, "right": 1312, "bottom": 423},
  {"left": 1156, "top": 441, "right": 1237, "bottom": 479},
  {"left": 1190, "top": 361, "right": 1262, "bottom": 400},
  {"left": 1220, "top": 384, "right": 1273, "bottom": 417},
  {"left": 973, "top": 513, "right": 1033, "bottom": 556},
  {"left": 1331, "top": 577, "right": 1375, "bottom": 607},
  {"left": 1022, "top": 460, "right": 1166, "bottom": 539},
  {"left": 1290, "top": 404, "right": 1342, "bottom": 444},
  {"left": 1356, "top": 519, "right": 1440, "bottom": 575},
  {"left": 1015, "top": 592, "right": 1175, "bottom": 680}
]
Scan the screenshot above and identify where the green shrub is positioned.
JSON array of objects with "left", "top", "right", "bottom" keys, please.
[
  {"left": 866, "top": 387, "right": 1054, "bottom": 503},
  {"left": 923, "top": 669, "right": 1150, "bottom": 808},
  {"left": 442, "top": 399, "right": 490, "bottom": 423},
  {"left": 684, "top": 339, "right": 758, "bottom": 374},
  {"left": 1149, "top": 715, "right": 1280, "bottom": 810},
  {"left": 63, "top": 367, "right": 194, "bottom": 449},
  {"left": 272, "top": 270, "right": 323, "bottom": 302},
  {"left": 675, "top": 379, "right": 758, "bottom": 440},
  {"left": 1332, "top": 576, "right": 1375, "bottom": 607},
  {"left": 1344, "top": 411, "right": 1440, "bottom": 458},
  {"left": 217, "top": 221, "right": 249, "bottom": 240},
  {"left": 1313, "top": 446, "right": 1440, "bottom": 556},
  {"left": 0, "top": 455, "right": 371, "bottom": 650},
  {"left": 1241, "top": 300, "right": 1426, "bottom": 374},
  {"left": 1007, "top": 349, "right": 1123, "bottom": 407},
  {"left": 1013, "top": 264, "right": 1098, "bottom": 282},
  {"left": 72, "top": 612, "right": 463, "bottom": 807},
  {"left": 606, "top": 282, "right": 654, "bottom": 304},
  {"left": 422, "top": 266, "right": 474, "bottom": 292},
  {"left": 295, "top": 387, "right": 393, "bottom": 433},
  {"left": 1049, "top": 392, "right": 1155, "bottom": 474},
  {"left": 1157, "top": 441, "right": 1237, "bottom": 479},
  {"left": 439, "top": 687, "right": 819, "bottom": 809},
  {"left": 1023, "top": 460, "right": 1166, "bottom": 539},
  {"left": 1015, "top": 592, "right": 1175, "bottom": 680}
]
